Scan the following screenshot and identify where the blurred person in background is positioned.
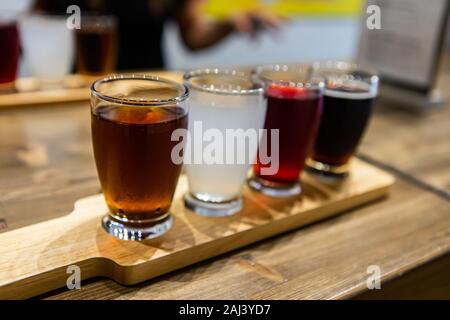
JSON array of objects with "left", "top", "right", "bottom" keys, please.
[{"left": 33, "top": 0, "right": 282, "bottom": 70}]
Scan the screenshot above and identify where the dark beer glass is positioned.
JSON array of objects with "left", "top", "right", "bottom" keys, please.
[
  {"left": 306, "top": 62, "right": 379, "bottom": 179},
  {"left": 91, "top": 75, "right": 189, "bottom": 240},
  {"left": 76, "top": 15, "right": 117, "bottom": 75},
  {"left": 249, "top": 64, "right": 324, "bottom": 197}
]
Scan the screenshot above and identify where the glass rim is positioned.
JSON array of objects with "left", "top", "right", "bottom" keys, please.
[
  {"left": 312, "top": 60, "right": 379, "bottom": 84},
  {"left": 312, "top": 60, "right": 379, "bottom": 98},
  {"left": 183, "top": 68, "right": 264, "bottom": 96},
  {"left": 20, "top": 12, "right": 71, "bottom": 19},
  {"left": 254, "top": 64, "right": 325, "bottom": 90},
  {"left": 24, "top": 12, "right": 115, "bottom": 20},
  {"left": 91, "top": 74, "right": 189, "bottom": 106}
]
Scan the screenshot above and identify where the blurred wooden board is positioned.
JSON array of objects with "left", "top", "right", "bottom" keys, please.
[
  {"left": 0, "top": 158, "right": 394, "bottom": 299},
  {"left": 0, "top": 72, "right": 183, "bottom": 109},
  {"left": 360, "top": 71, "right": 450, "bottom": 194}
]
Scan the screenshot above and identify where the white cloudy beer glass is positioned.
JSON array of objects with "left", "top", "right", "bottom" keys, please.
[
  {"left": 19, "top": 14, "right": 74, "bottom": 81},
  {"left": 183, "top": 69, "right": 267, "bottom": 216}
]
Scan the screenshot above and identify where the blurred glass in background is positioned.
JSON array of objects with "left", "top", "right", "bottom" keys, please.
[
  {"left": 75, "top": 15, "right": 117, "bottom": 75},
  {"left": 0, "top": 11, "right": 20, "bottom": 90},
  {"left": 1, "top": 0, "right": 447, "bottom": 79},
  {"left": 20, "top": 14, "right": 74, "bottom": 82},
  {"left": 0, "top": 0, "right": 368, "bottom": 78}
]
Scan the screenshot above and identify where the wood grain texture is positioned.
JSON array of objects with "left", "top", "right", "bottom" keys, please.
[
  {"left": 0, "top": 72, "right": 182, "bottom": 109},
  {"left": 359, "top": 68, "right": 450, "bottom": 194},
  {"left": 0, "top": 159, "right": 393, "bottom": 299},
  {"left": 355, "top": 253, "right": 450, "bottom": 299},
  {"left": 42, "top": 177, "right": 450, "bottom": 300},
  {"left": 0, "top": 65, "right": 449, "bottom": 300}
]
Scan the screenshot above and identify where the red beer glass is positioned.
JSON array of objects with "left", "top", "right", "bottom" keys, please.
[
  {"left": 0, "top": 14, "right": 20, "bottom": 90},
  {"left": 249, "top": 64, "right": 324, "bottom": 197}
]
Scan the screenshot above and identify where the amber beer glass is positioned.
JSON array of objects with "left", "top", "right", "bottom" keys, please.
[{"left": 91, "top": 75, "right": 189, "bottom": 240}]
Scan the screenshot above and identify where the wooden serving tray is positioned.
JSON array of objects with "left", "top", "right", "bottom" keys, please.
[
  {"left": 0, "top": 159, "right": 394, "bottom": 299},
  {"left": 0, "top": 72, "right": 183, "bottom": 108}
]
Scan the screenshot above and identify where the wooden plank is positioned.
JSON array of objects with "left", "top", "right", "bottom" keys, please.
[
  {"left": 0, "top": 159, "right": 393, "bottom": 299},
  {"left": 41, "top": 176, "right": 450, "bottom": 300},
  {"left": 359, "top": 67, "right": 450, "bottom": 194},
  {"left": 0, "top": 72, "right": 183, "bottom": 109},
  {"left": 354, "top": 253, "right": 450, "bottom": 299}
]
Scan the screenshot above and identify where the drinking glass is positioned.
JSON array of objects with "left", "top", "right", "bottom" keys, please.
[
  {"left": 306, "top": 61, "right": 379, "bottom": 179},
  {"left": 0, "top": 13, "right": 20, "bottom": 90},
  {"left": 20, "top": 14, "right": 74, "bottom": 81},
  {"left": 248, "top": 64, "right": 324, "bottom": 197},
  {"left": 183, "top": 69, "right": 267, "bottom": 216},
  {"left": 76, "top": 15, "right": 117, "bottom": 75},
  {"left": 91, "top": 75, "right": 189, "bottom": 240}
]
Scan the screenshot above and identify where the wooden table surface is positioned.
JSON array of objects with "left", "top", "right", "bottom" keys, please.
[{"left": 0, "top": 62, "right": 449, "bottom": 299}]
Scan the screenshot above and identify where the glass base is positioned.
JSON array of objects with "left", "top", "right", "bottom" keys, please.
[
  {"left": 0, "top": 81, "right": 16, "bottom": 94},
  {"left": 102, "top": 214, "right": 173, "bottom": 241},
  {"left": 184, "top": 193, "right": 242, "bottom": 217},
  {"left": 305, "top": 158, "right": 349, "bottom": 182},
  {"left": 248, "top": 176, "right": 301, "bottom": 197}
]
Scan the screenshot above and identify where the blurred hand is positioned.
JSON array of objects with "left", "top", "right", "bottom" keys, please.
[
  {"left": 178, "top": 0, "right": 285, "bottom": 50},
  {"left": 229, "top": 8, "right": 284, "bottom": 38}
]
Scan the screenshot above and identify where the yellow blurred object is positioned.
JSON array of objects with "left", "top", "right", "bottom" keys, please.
[{"left": 204, "top": 0, "right": 364, "bottom": 19}]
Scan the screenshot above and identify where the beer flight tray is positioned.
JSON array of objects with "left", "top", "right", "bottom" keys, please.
[
  {"left": 0, "top": 158, "right": 394, "bottom": 299},
  {"left": 0, "top": 72, "right": 182, "bottom": 108}
]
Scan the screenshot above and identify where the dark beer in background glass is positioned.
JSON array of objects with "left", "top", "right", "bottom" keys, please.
[
  {"left": 313, "top": 88, "right": 374, "bottom": 166},
  {"left": 76, "top": 15, "right": 117, "bottom": 75},
  {"left": 249, "top": 64, "right": 324, "bottom": 197},
  {"left": 0, "top": 20, "right": 20, "bottom": 89},
  {"left": 307, "top": 63, "right": 378, "bottom": 179},
  {"left": 91, "top": 76, "right": 189, "bottom": 240}
]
